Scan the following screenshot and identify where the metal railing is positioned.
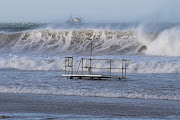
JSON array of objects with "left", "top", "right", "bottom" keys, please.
[
  {"left": 64, "top": 57, "right": 130, "bottom": 79},
  {"left": 64, "top": 57, "right": 73, "bottom": 75}
]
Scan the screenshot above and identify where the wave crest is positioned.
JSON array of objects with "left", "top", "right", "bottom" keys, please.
[
  {"left": 0, "top": 54, "right": 179, "bottom": 73},
  {"left": 1, "top": 26, "right": 180, "bottom": 57},
  {"left": 137, "top": 26, "right": 180, "bottom": 56},
  {"left": 0, "top": 29, "right": 139, "bottom": 54}
]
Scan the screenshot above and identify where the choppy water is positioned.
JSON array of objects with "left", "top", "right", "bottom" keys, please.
[
  {"left": 0, "top": 70, "right": 179, "bottom": 101},
  {"left": 0, "top": 23, "right": 180, "bottom": 119}
]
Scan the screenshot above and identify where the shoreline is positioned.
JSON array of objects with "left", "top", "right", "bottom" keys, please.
[{"left": 0, "top": 93, "right": 180, "bottom": 119}]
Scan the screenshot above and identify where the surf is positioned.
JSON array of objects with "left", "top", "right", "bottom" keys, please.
[{"left": 0, "top": 23, "right": 180, "bottom": 57}]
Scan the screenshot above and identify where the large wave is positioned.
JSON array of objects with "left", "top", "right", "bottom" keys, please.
[
  {"left": 137, "top": 26, "right": 180, "bottom": 56},
  {"left": 0, "top": 24, "right": 180, "bottom": 56},
  {"left": 0, "top": 29, "right": 140, "bottom": 55}
]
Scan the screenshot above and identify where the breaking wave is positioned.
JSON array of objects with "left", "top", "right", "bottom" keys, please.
[
  {"left": 0, "top": 29, "right": 139, "bottom": 55},
  {"left": 0, "top": 25, "right": 180, "bottom": 56},
  {"left": 0, "top": 54, "right": 179, "bottom": 73},
  {"left": 137, "top": 26, "right": 180, "bottom": 56},
  {"left": 0, "top": 26, "right": 180, "bottom": 73}
]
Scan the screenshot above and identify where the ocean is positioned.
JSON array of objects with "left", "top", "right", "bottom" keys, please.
[{"left": 0, "top": 22, "right": 179, "bottom": 120}]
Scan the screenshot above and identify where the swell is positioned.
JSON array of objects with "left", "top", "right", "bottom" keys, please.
[{"left": 0, "top": 23, "right": 43, "bottom": 32}]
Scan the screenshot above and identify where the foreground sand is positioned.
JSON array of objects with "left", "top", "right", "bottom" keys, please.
[{"left": 0, "top": 93, "right": 179, "bottom": 118}]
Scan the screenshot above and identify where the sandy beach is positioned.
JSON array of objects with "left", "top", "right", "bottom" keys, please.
[{"left": 0, "top": 93, "right": 179, "bottom": 119}]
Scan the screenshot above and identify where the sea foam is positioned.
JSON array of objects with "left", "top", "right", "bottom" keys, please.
[
  {"left": 0, "top": 86, "right": 179, "bottom": 101},
  {"left": 0, "top": 54, "right": 179, "bottom": 73}
]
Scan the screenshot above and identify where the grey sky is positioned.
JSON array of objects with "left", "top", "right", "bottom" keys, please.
[{"left": 0, "top": 0, "right": 179, "bottom": 23}]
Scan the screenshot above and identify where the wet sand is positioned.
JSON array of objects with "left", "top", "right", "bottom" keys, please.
[{"left": 0, "top": 93, "right": 179, "bottom": 118}]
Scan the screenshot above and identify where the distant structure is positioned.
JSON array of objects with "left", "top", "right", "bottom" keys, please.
[{"left": 66, "top": 15, "right": 84, "bottom": 24}]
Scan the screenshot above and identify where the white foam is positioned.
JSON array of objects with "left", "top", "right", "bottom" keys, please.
[
  {"left": 0, "top": 54, "right": 64, "bottom": 71},
  {"left": 0, "top": 54, "right": 180, "bottom": 73},
  {"left": 0, "top": 86, "right": 179, "bottom": 101},
  {"left": 0, "top": 29, "right": 138, "bottom": 54},
  {"left": 128, "top": 60, "right": 180, "bottom": 73},
  {"left": 138, "top": 26, "right": 180, "bottom": 56}
]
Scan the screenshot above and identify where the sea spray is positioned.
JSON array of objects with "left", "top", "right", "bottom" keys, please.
[
  {"left": 0, "top": 23, "right": 180, "bottom": 103},
  {"left": 137, "top": 25, "right": 180, "bottom": 56},
  {"left": 145, "top": 27, "right": 180, "bottom": 56}
]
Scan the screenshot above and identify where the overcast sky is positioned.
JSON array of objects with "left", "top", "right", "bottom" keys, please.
[{"left": 0, "top": 0, "right": 179, "bottom": 23}]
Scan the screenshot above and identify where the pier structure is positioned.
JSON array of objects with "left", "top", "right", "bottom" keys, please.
[
  {"left": 62, "top": 38, "right": 130, "bottom": 80},
  {"left": 62, "top": 57, "right": 130, "bottom": 80}
]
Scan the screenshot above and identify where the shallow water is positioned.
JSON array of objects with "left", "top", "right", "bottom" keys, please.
[
  {"left": 0, "top": 69, "right": 179, "bottom": 101},
  {"left": 1, "top": 113, "right": 180, "bottom": 120},
  {"left": 0, "top": 23, "right": 180, "bottom": 119}
]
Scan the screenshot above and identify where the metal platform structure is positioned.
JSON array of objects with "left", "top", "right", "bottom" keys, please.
[
  {"left": 62, "top": 74, "right": 121, "bottom": 80},
  {"left": 62, "top": 57, "right": 130, "bottom": 80},
  {"left": 62, "top": 39, "right": 130, "bottom": 80}
]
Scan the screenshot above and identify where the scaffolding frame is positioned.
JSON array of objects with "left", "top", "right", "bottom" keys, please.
[
  {"left": 63, "top": 38, "right": 130, "bottom": 80},
  {"left": 63, "top": 57, "right": 130, "bottom": 79}
]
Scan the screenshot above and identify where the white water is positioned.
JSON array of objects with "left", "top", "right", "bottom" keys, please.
[
  {"left": 138, "top": 26, "right": 180, "bottom": 56},
  {"left": 0, "top": 23, "right": 180, "bottom": 102},
  {"left": 1, "top": 25, "right": 180, "bottom": 57},
  {"left": 0, "top": 70, "right": 179, "bottom": 101},
  {"left": 0, "top": 54, "right": 179, "bottom": 73}
]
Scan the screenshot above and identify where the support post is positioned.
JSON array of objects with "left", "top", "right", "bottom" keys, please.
[
  {"left": 88, "top": 38, "right": 92, "bottom": 75},
  {"left": 89, "top": 58, "right": 92, "bottom": 75},
  {"left": 125, "top": 61, "right": 127, "bottom": 79},
  {"left": 110, "top": 60, "right": 111, "bottom": 75},
  {"left": 65, "top": 58, "right": 66, "bottom": 74},
  {"left": 82, "top": 58, "right": 83, "bottom": 74},
  {"left": 71, "top": 57, "right": 73, "bottom": 75},
  {"left": 122, "top": 60, "right": 124, "bottom": 78}
]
